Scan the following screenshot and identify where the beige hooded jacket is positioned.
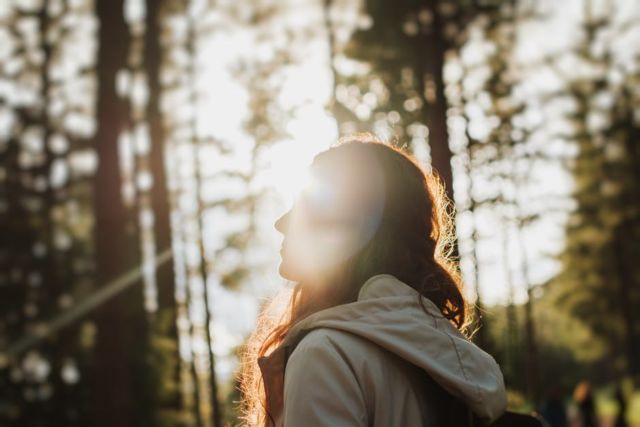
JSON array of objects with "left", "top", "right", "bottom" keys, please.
[{"left": 257, "top": 274, "right": 507, "bottom": 427}]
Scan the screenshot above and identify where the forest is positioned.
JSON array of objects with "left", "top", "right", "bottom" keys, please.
[{"left": 0, "top": 0, "right": 639, "bottom": 426}]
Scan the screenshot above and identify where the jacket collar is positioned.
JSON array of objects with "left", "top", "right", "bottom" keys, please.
[
  {"left": 357, "top": 273, "right": 444, "bottom": 318},
  {"left": 358, "top": 273, "right": 429, "bottom": 301},
  {"left": 257, "top": 274, "right": 426, "bottom": 426},
  {"left": 257, "top": 345, "right": 288, "bottom": 427}
]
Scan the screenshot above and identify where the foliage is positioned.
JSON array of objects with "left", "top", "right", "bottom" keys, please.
[
  {"left": 1, "top": 0, "right": 639, "bottom": 425},
  {"left": 546, "top": 3, "right": 640, "bottom": 381}
]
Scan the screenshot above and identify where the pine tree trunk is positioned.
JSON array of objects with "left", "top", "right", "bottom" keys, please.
[
  {"left": 419, "top": 0, "right": 454, "bottom": 204},
  {"left": 145, "top": 0, "right": 175, "bottom": 313},
  {"left": 323, "top": 0, "right": 338, "bottom": 113},
  {"left": 186, "top": 11, "right": 223, "bottom": 427},
  {"left": 91, "top": 1, "right": 148, "bottom": 426},
  {"left": 614, "top": 219, "right": 640, "bottom": 379},
  {"left": 144, "top": 0, "right": 183, "bottom": 418}
]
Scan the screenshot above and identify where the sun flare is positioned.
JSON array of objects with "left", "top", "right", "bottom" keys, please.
[{"left": 261, "top": 107, "right": 338, "bottom": 205}]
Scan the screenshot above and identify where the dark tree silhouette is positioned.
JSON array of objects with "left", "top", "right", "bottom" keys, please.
[{"left": 91, "top": 1, "right": 151, "bottom": 426}]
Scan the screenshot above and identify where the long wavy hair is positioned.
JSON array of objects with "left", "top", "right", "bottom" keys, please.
[{"left": 238, "top": 135, "right": 471, "bottom": 426}]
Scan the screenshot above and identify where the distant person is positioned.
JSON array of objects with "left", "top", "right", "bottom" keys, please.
[
  {"left": 573, "top": 381, "right": 597, "bottom": 427},
  {"left": 614, "top": 385, "right": 627, "bottom": 427},
  {"left": 540, "top": 387, "right": 568, "bottom": 427},
  {"left": 240, "top": 136, "right": 507, "bottom": 426}
]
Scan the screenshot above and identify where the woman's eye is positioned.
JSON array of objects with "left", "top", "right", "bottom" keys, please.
[
  {"left": 311, "top": 212, "right": 357, "bottom": 228},
  {"left": 304, "top": 191, "right": 331, "bottom": 211}
]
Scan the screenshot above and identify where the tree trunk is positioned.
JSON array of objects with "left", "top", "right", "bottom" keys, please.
[
  {"left": 323, "top": 0, "right": 338, "bottom": 113},
  {"left": 614, "top": 220, "right": 640, "bottom": 379},
  {"left": 145, "top": 0, "right": 176, "bottom": 313},
  {"left": 419, "top": 0, "right": 454, "bottom": 204},
  {"left": 186, "top": 11, "right": 223, "bottom": 427},
  {"left": 144, "top": 0, "right": 184, "bottom": 419},
  {"left": 91, "top": 1, "right": 148, "bottom": 426}
]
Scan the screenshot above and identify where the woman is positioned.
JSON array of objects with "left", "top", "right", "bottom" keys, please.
[
  {"left": 240, "top": 135, "right": 507, "bottom": 426},
  {"left": 573, "top": 381, "right": 597, "bottom": 427}
]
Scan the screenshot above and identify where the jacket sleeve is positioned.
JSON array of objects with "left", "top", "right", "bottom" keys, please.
[{"left": 283, "top": 331, "right": 368, "bottom": 426}]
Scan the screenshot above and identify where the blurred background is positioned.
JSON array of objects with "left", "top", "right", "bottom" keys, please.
[{"left": 0, "top": 0, "right": 639, "bottom": 426}]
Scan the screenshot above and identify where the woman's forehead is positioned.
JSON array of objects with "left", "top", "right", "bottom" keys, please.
[
  {"left": 301, "top": 154, "right": 385, "bottom": 215},
  {"left": 312, "top": 149, "right": 382, "bottom": 186}
]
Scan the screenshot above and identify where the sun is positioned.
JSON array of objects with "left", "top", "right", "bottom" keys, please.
[{"left": 260, "top": 105, "right": 338, "bottom": 205}]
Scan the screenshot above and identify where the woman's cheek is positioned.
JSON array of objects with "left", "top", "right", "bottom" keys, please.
[
  {"left": 310, "top": 229, "right": 358, "bottom": 269},
  {"left": 285, "top": 223, "right": 360, "bottom": 279}
]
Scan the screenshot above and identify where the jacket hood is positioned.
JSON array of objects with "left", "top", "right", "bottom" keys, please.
[{"left": 280, "top": 274, "right": 507, "bottom": 423}]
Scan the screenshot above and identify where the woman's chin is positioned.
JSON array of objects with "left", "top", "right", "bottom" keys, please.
[{"left": 278, "top": 262, "right": 297, "bottom": 281}]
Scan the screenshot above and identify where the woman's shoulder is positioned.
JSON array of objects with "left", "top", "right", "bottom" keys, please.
[
  {"left": 287, "top": 327, "right": 394, "bottom": 370},
  {"left": 284, "top": 326, "right": 437, "bottom": 424},
  {"left": 292, "top": 326, "right": 374, "bottom": 351},
  {"left": 282, "top": 329, "right": 374, "bottom": 425}
]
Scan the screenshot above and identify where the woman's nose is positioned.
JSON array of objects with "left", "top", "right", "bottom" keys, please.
[{"left": 274, "top": 209, "right": 290, "bottom": 233}]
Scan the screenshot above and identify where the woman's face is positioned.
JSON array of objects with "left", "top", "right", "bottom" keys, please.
[{"left": 274, "top": 153, "right": 384, "bottom": 284}]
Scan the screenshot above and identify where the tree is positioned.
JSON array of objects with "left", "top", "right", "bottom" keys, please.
[
  {"left": 91, "top": 1, "right": 154, "bottom": 426},
  {"left": 550, "top": 0, "right": 640, "bottom": 382},
  {"left": 0, "top": 0, "right": 97, "bottom": 425}
]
